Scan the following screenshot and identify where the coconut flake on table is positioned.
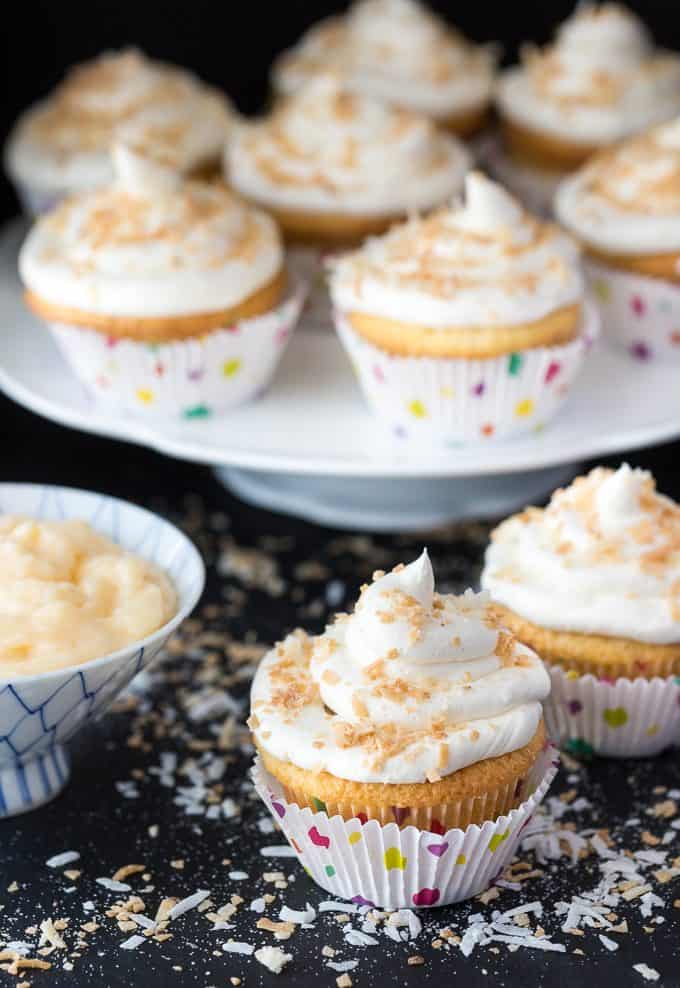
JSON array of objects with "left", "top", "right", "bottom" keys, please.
[
  {"left": 96, "top": 879, "right": 132, "bottom": 892},
  {"left": 167, "top": 890, "right": 211, "bottom": 920},
  {"left": 254, "top": 945, "right": 292, "bottom": 973},
  {"left": 46, "top": 851, "right": 80, "bottom": 869},
  {"left": 633, "top": 964, "right": 661, "bottom": 982},
  {"left": 223, "top": 940, "right": 255, "bottom": 955},
  {"left": 280, "top": 904, "right": 316, "bottom": 925},
  {"left": 260, "top": 845, "right": 297, "bottom": 858}
]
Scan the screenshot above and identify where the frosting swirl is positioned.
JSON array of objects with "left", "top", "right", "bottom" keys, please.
[
  {"left": 329, "top": 171, "right": 583, "bottom": 327},
  {"left": 250, "top": 551, "right": 549, "bottom": 784},
  {"left": 555, "top": 118, "right": 680, "bottom": 254},
  {"left": 482, "top": 465, "right": 680, "bottom": 644},
  {"left": 19, "top": 141, "right": 282, "bottom": 319},
  {"left": 226, "top": 76, "right": 470, "bottom": 217},
  {"left": 271, "top": 0, "right": 495, "bottom": 120},
  {"left": 6, "top": 48, "right": 233, "bottom": 196},
  {"left": 496, "top": 4, "right": 680, "bottom": 144}
]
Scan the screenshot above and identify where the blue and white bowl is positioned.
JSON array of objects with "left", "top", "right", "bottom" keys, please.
[{"left": 0, "top": 484, "right": 205, "bottom": 817}]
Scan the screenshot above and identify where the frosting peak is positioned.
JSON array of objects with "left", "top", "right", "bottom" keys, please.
[
  {"left": 226, "top": 77, "right": 470, "bottom": 217},
  {"left": 330, "top": 174, "right": 582, "bottom": 328},
  {"left": 271, "top": 0, "right": 495, "bottom": 121},
  {"left": 19, "top": 169, "right": 283, "bottom": 319},
  {"left": 112, "top": 140, "right": 182, "bottom": 196},
  {"left": 554, "top": 119, "right": 680, "bottom": 253},
  {"left": 482, "top": 465, "right": 680, "bottom": 644},
  {"left": 451, "top": 171, "right": 526, "bottom": 241},
  {"left": 250, "top": 553, "right": 549, "bottom": 784},
  {"left": 497, "top": 4, "right": 680, "bottom": 145},
  {"left": 5, "top": 48, "right": 234, "bottom": 197}
]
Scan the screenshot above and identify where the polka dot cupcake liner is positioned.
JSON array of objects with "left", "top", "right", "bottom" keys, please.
[
  {"left": 251, "top": 745, "right": 558, "bottom": 910},
  {"left": 544, "top": 665, "right": 680, "bottom": 759},
  {"left": 46, "top": 277, "right": 307, "bottom": 419},
  {"left": 587, "top": 259, "right": 680, "bottom": 363},
  {"left": 475, "top": 132, "right": 561, "bottom": 218},
  {"left": 334, "top": 304, "right": 598, "bottom": 444}
]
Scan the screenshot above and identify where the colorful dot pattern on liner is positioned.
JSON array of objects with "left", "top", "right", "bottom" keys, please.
[
  {"left": 543, "top": 665, "right": 680, "bottom": 759},
  {"left": 251, "top": 747, "right": 558, "bottom": 911},
  {"left": 46, "top": 282, "right": 306, "bottom": 418},
  {"left": 335, "top": 308, "right": 597, "bottom": 444},
  {"left": 587, "top": 260, "right": 680, "bottom": 364}
]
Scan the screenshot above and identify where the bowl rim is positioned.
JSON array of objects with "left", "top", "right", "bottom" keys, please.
[{"left": 0, "top": 482, "right": 205, "bottom": 686}]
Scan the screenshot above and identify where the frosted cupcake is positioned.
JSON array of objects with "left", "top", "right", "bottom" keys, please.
[
  {"left": 5, "top": 48, "right": 234, "bottom": 215},
  {"left": 329, "top": 171, "right": 596, "bottom": 443},
  {"left": 492, "top": 4, "right": 680, "bottom": 215},
  {"left": 271, "top": 0, "right": 496, "bottom": 137},
  {"left": 250, "top": 550, "right": 555, "bottom": 909},
  {"left": 482, "top": 465, "right": 680, "bottom": 758},
  {"left": 555, "top": 118, "right": 680, "bottom": 362},
  {"left": 19, "top": 141, "right": 304, "bottom": 418},
  {"left": 226, "top": 75, "right": 471, "bottom": 247}
]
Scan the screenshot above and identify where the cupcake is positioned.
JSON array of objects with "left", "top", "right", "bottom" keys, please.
[
  {"left": 250, "top": 550, "right": 555, "bottom": 909},
  {"left": 226, "top": 75, "right": 471, "bottom": 247},
  {"left": 555, "top": 118, "right": 680, "bottom": 362},
  {"left": 329, "top": 170, "right": 596, "bottom": 443},
  {"left": 492, "top": 4, "right": 680, "bottom": 215},
  {"left": 227, "top": 74, "right": 470, "bottom": 329},
  {"left": 482, "top": 465, "right": 680, "bottom": 758},
  {"left": 271, "top": 0, "right": 496, "bottom": 137},
  {"left": 19, "top": 140, "right": 304, "bottom": 418},
  {"left": 5, "top": 48, "right": 234, "bottom": 215}
]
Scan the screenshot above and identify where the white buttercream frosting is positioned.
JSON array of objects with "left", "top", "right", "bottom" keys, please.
[
  {"left": 19, "top": 141, "right": 283, "bottom": 319},
  {"left": 496, "top": 4, "right": 680, "bottom": 144},
  {"left": 482, "top": 465, "right": 680, "bottom": 644},
  {"left": 250, "top": 550, "right": 549, "bottom": 784},
  {"left": 226, "top": 76, "right": 470, "bottom": 217},
  {"left": 555, "top": 118, "right": 680, "bottom": 254},
  {"left": 272, "top": 0, "right": 496, "bottom": 120},
  {"left": 5, "top": 48, "right": 234, "bottom": 196},
  {"left": 329, "top": 171, "right": 583, "bottom": 327}
]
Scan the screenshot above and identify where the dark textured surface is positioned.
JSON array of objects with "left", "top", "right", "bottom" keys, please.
[{"left": 1, "top": 393, "right": 679, "bottom": 986}]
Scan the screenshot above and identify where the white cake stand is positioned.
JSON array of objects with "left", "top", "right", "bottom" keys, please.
[{"left": 2, "top": 220, "right": 679, "bottom": 530}]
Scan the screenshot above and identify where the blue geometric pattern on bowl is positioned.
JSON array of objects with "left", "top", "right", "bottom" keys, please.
[{"left": 0, "top": 484, "right": 205, "bottom": 818}]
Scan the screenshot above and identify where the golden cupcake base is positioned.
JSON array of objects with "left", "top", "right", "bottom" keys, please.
[
  {"left": 493, "top": 603, "right": 680, "bottom": 680},
  {"left": 345, "top": 302, "right": 582, "bottom": 358},
  {"left": 257, "top": 720, "right": 546, "bottom": 831},
  {"left": 24, "top": 268, "right": 288, "bottom": 343}
]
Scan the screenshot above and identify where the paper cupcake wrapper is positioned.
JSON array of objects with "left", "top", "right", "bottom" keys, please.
[
  {"left": 46, "top": 279, "right": 306, "bottom": 418},
  {"left": 287, "top": 246, "right": 336, "bottom": 332},
  {"left": 334, "top": 304, "right": 598, "bottom": 444},
  {"left": 586, "top": 259, "right": 680, "bottom": 363},
  {"left": 251, "top": 746, "right": 558, "bottom": 910},
  {"left": 544, "top": 665, "right": 680, "bottom": 758},
  {"left": 476, "top": 133, "right": 562, "bottom": 218}
]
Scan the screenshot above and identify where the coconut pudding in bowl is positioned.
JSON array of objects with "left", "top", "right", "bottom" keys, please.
[{"left": 0, "top": 483, "right": 204, "bottom": 817}]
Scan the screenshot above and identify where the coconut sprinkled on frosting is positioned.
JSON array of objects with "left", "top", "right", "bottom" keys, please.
[
  {"left": 249, "top": 550, "right": 549, "bottom": 784},
  {"left": 497, "top": 4, "right": 680, "bottom": 144},
  {"left": 329, "top": 171, "right": 583, "bottom": 327},
  {"left": 555, "top": 118, "right": 680, "bottom": 254},
  {"left": 272, "top": 0, "right": 495, "bottom": 120},
  {"left": 19, "top": 141, "right": 282, "bottom": 319},
  {"left": 5, "top": 48, "right": 233, "bottom": 195},
  {"left": 482, "top": 465, "right": 680, "bottom": 644},
  {"left": 226, "top": 76, "right": 470, "bottom": 217}
]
